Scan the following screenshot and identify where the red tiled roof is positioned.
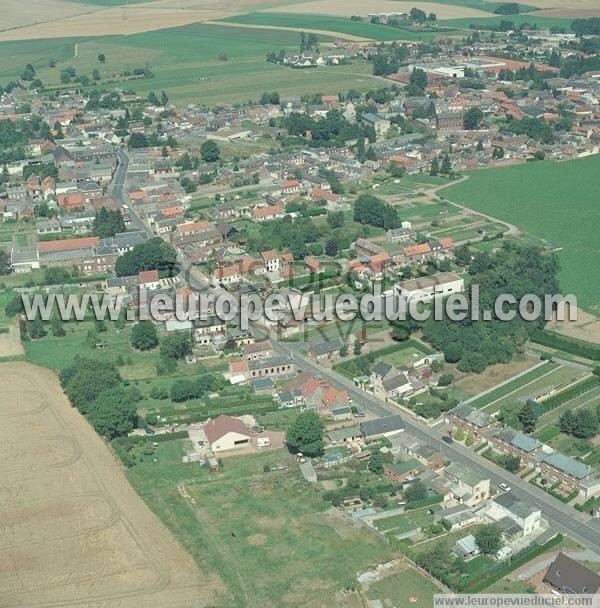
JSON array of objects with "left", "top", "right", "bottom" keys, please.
[
  {"left": 204, "top": 414, "right": 250, "bottom": 445},
  {"left": 38, "top": 236, "right": 99, "bottom": 252}
]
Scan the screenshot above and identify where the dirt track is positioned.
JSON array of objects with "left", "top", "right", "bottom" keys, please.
[{"left": 0, "top": 361, "right": 224, "bottom": 607}]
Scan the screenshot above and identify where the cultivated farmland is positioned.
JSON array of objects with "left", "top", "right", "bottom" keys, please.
[
  {"left": 221, "top": 13, "right": 463, "bottom": 41},
  {"left": 0, "top": 361, "right": 224, "bottom": 607},
  {"left": 440, "top": 155, "right": 600, "bottom": 312},
  {"left": 0, "top": 23, "right": 387, "bottom": 104}
]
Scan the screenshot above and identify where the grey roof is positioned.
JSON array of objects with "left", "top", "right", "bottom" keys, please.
[
  {"left": 494, "top": 492, "right": 539, "bottom": 520},
  {"left": 248, "top": 355, "right": 292, "bottom": 371},
  {"left": 331, "top": 406, "right": 352, "bottom": 416},
  {"left": 251, "top": 377, "right": 274, "bottom": 389},
  {"left": 382, "top": 373, "right": 410, "bottom": 392},
  {"left": 372, "top": 361, "right": 392, "bottom": 378},
  {"left": 451, "top": 403, "right": 492, "bottom": 428},
  {"left": 494, "top": 427, "right": 541, "bottom": 453},
  {"left": 310, "top": 338, "right": 343, "bottom": 356},
  {"left": 534, "top": 451, "right": 592, "bottom": 480},
  {"left": 544, "top": 553, "right": 600, "bottom": 594},
  {"left": 360, "top": 415, "right": 404, "bottom": 438},
  {"left": 328, "top": 425, "right": 361, "bottom": 442}
]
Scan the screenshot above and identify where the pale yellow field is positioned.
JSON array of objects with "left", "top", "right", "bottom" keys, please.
[
  {"left": 265, "top": 0, "right": 492, "bottom": 19},
  {"left": 533, "top": 7, "right": 600, "bottom": 18},
  {"left": 523, "top": 0, "right": 600, "bottom": 8},
  {"left": 0, "top": 0, "right": 98, "bottom": 32},
  {"left": 0, "top": 362, "right": 225, "bottom": 607},
  {"left": 0, "top": 0, "right": 300, "bottom": 41}
]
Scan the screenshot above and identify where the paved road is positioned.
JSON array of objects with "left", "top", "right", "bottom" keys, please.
[
  {"left": 258, "top": 331, "right": 600, "bottom": 554},
  {"left": 108, "top": 146, "right": 600, "bottom": 555}
]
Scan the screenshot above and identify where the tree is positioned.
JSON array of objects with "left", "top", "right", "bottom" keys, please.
[
  {"left": 391, "top": 324, "right": 409, "bottom": 342},
  {"left": 429, "top": 157, "right": 439, "bottom": 176},
  {"left": 160, "top": 332, "right": 192, "bottom": 361},
  {"left": 92, "top": 68, "right": 100, "bottom": 81},
  {"left": 518, "top": 401, "right": 537, "bottom": 434},
  {"left": 160, "top": 90, "right": 169, "bottom": 106},
  {"left": 325, "top": 239, "right": 339, "bottom": 257},
  {"left": 128, "top": 132, "right": 148, "bottom": 149},
  {"left": 148, "top": 91, "right": 160, "bottom": 106},
  {"left": 93, "top": 207, "right": 126, "bottom": 238},
  {"left": 0, "top": 251, "right": 11, "bottom": 275},
  {"left": 353, "top": 340, "right": 362, "bottom": 356},
  {"left": 465, "top": 432, "right": 474, "bottom": 447},
  {"left": 131, "top": 320, "right": 159, "bottom": 351},
  {"left": 285, "top": 410, "right": 324, "bottom": 457},
  {"left": 115, "top": 237, "right": 177, "bottom": 277},
  {"left": 440, "top": 153, "right": 452, "bottom": 175},
  {"left": 409, "top": 7, "right": 427, "bottom": 23},
  {"left": 559, "top": 408, "right": 598, "bottom": 439},
  {"left": 463, "top": 107, "right": 484, "bottom": 130},
  {"left": 407, "top": 67, "right": 427, "bottom": 96},
  {"left": 369, "top": 449, "right": 384, "bottom": 474},
  {"left": 50, "top": 316, "right": 66, "bottom": 337},
  {"left": 475, "top": 525, "right": 503, "bottom": 555},
  {"left": 27, "top": 319, "right": 46, "bottom": 339},
  {"left": 62, "top": 358, "right": 121, "bottom": 412},
  {"left": 404, "top": 480, "right": 427, "bottom": 504},
  {"left": 200, "top": 140, "right": 220, "bottom": 162},
  {"left": 97, "top": 53, "right": 106, "bottom": 63},
  {"left": 87, "top": 387, "right": 138, "bottom": 439}
]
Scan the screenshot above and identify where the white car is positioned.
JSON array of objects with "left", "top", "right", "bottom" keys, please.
[{"left": 499, "top": 483, "right": 511, "bottom": 492}]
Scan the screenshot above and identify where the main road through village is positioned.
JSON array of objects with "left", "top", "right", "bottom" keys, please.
[{"left": 111, "top": 149, "right": 600, "bottom": 556}]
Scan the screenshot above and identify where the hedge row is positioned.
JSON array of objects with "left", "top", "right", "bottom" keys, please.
[
  {"left": 539, "top": 376, "right": 599, "bottom": 413},
  {"left": 531, "top": 329, "right": 600, "bottom": 361}
]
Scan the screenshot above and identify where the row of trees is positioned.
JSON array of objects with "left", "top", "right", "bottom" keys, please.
[
  {"left": 60, "top": 357, "right": 138, "bottom": 439},
  {"left": 353, "top": 193, "right": 400, "bottom": 230}
]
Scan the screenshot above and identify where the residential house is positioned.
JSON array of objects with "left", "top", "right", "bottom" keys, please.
[
  {"left": 543, "top": 553, "right": 600, "bottom": 594},
  {"left": 444, "top": 462, "right": 490, "bottom": 507},
  {"left": 204, "top": 415, "right": 251, "bottom": 452}
]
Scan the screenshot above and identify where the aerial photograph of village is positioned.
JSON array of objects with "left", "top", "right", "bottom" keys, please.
[{"left": 0, "top": 0, "right": 599, "bottom": 607}]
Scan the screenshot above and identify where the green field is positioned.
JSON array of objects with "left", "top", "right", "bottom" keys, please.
[
  {"left": 0, "top": 23, "right": 386, "bottom": 104},
  {"left": 222, "top": 13, "right": 462, "bottom": 41},
  {"left": 441, "top": 14, "right": 574, "bottom": 31},
  {"left": 413, "top": 0, "right": 538, "bottom": 11},
  {"left": 441, "top": 156, "right": 600, "bottom": 312},
  {"left": 124, "top": 444, "right": 394, "bottom": 607}
]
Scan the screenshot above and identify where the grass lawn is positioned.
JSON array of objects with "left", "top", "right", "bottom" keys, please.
[
  {"left": 440, "top": 156, "right": 600, "bottom": 312},
  {"left": 221, "top": 13, "right": 461, "bottom": 41},
  {"left": 125, "top": 445, "right": 394, "bottom": 607},
  {"left": 373, "top": 513, "right": 418, "bottom": 533},
  {"left": 484, "top": 578, "right": 535, "bottom": 594},
  {"left": 365, "top": 567, "right": 440, "bottom": 607},
  {"left": 380, "top": 346, "right": 429, "bottom": 367}
]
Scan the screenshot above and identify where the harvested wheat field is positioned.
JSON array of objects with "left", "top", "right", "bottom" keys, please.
[
  {"left": 0, "top": 0, "right": 298, "bottom": 40},
  {"left": 0, "top": 361, "right": 224, "bottom": 608},
  {"left": 523, "top": 0, "right": 600, "bottom": 8},
  {"left": 0, "top": 0, "right": 98, "bottom": 32},
  {"left": 0, "top": 326, "right": 24, "bottom": 358},
  {"left": 265, "top": 0, "right": 492, "bottom": 19}
]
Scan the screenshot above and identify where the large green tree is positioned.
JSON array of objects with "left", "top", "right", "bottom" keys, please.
[
  {"left": 286, "top": 410, "right": 324, "bottom": 457},
  {"left": 87, "top": 387, "right": 138, "bottom": 439},
  {"left": 131, "top": 320, "right": 159, "bottom": 351},
  {"left": 115, "top": 237, "right": 177, "bottom": 277},
  {"left": 475, "top": 525, "right": 503, "bottom": 555},
  {"left": 200, "top": 140, "right": 220, "bottom": 162}
]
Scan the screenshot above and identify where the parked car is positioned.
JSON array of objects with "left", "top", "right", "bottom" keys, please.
[{"left": 442, "top": 435, "right": 453, "bottom": 444}]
